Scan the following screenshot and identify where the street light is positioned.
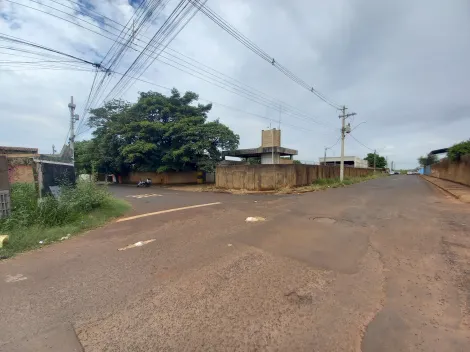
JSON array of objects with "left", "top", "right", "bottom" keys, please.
[{"left": 350, "top": 121, "right": 367, "bottom": 133}]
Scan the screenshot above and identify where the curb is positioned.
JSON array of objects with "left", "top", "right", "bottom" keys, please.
[{"left": 420, "top": 175, "right": 460, "bottom": 200}]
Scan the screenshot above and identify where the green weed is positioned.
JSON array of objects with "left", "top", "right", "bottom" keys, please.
[{"left": 0, "top": 182, "right": 130, "bottom": 259}]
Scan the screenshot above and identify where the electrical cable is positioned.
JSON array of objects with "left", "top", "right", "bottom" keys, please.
[
  {"left": 187, "top": 0, "right": 342, "bottom": 109},
  {"left": 49, "top": 0, "right": 324, "bottom": 122},
  {"left": 75, "top": 69, "right": 317, "bottom": 137},
  {"left": 348, "top": 134, "right": 374, "bottom": 151},
  {"left": 326, "top": 136, "right": 341, "bottom": 150},
  {"left": 0, "top": 33, "right": 102, "bottom": 68},
  {"left": 4, "top": 1, "right": 336, "bottom": 136},
  {"left": 104, "top": 0, "right": 198, "bottom": 102},
  {"left": 8, "top": 0, "right": 333, "bottom": 128}
]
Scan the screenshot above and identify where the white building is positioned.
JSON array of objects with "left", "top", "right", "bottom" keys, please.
[{"left": 319, "top": 156, "right": 369, "bottom": 168}]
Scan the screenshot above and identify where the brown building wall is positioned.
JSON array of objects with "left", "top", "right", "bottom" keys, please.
[
  {"left": 430, "top": 156, "right": 470, "bottom": 186},
  {"left": 5, "top": 158, "right": 35, "bottom": 184},
  {"left": 9, "top": 164, "right": 35, "bottom": 184},
  {"left": 1, "top": 147, "right": 37, "bottom": 185},
  {"left": 261, "top": 129, "right": 281, "bottom": 148},
  {"left": 0, "top": 156, "right": 9, "bottom": 190},
  {"left": 216, "top": 164, "right": 372, "bottom": 190},
  {"left": 124, "top": 171, "right": 199, "bottom": 184}
]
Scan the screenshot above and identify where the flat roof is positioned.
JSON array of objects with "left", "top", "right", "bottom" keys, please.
[
  {"left": 0, "top": 146, "right": 38, "bottom": 154},
  {"left": 319, "top": 156, "right": 362, "bottom": 162},
  {"left": 223, "top": 146, "right": 298, "bottom": 158},
  {"left": 429, "top": 148, "right": 448, "bottom": 155}
]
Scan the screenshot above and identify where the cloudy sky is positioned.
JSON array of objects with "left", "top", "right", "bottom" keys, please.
[{"left": 1, "top": 0, "right": 469, "bottom": 169}]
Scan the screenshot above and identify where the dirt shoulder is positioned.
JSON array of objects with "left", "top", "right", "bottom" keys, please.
[{"left": 421, "top": 175, "right": 470, "bottom": 203}]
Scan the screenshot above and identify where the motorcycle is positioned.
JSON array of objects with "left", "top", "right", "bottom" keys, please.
[{"left": 137, "top": 180, "right": 151, "bottom": 187}]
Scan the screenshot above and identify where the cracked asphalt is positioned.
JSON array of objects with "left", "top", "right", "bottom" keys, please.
[{"left": 1, "top": 175, "right": 470, "bottom": 351}]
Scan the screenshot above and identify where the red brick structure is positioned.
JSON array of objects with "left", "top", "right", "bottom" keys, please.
[{"left": 0, "top": 146, "right": 38, "bottom": 184}]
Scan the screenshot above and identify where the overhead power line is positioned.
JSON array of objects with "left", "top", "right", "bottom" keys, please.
[
  {"left": 75, "top": 69, "right": 317, "bottom": 137},
  {"left": 348, "top": 134, "right": 374, "bottom": 151},
  {"left": 103, "top": 0, "right": 204, "bottom": 102},
  {"left": 327, "top": 136, "right": 341, "bottom": 150},
  {"left": 7, "top": 0, "right": 334, "bottom": 131},
  {"left": 0, "top": 33, "right": 105, "bottom": 69},
  {"left": 187, "top": 0, "right": 342, "bottom": 110},
  {"left": 4, "top": 1, "right": 336, "bottom": 136},
  {"left": 46, "top": 0, "right": 328, "bottom": 126}
]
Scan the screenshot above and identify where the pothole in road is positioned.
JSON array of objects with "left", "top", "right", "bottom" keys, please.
[
  {"left": 310, "top": 217, "right": 336, "bottom": 224},
  {"left": 285, "top": 291, "right": 313, "bottom": 305}
]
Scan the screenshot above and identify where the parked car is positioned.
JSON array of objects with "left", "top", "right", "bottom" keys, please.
[{"left": 407, "top": 171, "right": 412, "bottom": 175}]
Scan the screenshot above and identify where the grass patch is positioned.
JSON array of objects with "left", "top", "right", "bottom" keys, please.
[
  {"left": 0, "top": 182, "right": 130, "bottom": 259},
  {"left": 277, "top": 173, "right": 386, "bottom": 194},
  {"left": 312, "top": 173, "right": 384, "bottom": 188}
]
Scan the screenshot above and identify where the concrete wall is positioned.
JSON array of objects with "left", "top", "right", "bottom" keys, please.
[
  {"left": 430, "top": 156, "right": 470, "bottom": 186},
  {"left": 216, "top": 164, "right": 373, "bottom": 191},
  {"left": 279, "top": 158, "right": 293, "bottom": 164},
  {"left": 124, "top": 171, "right": 199, "bottom": 184}
]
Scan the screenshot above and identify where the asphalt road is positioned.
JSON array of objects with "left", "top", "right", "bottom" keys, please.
[{"left": 1, "top": 176, "right": 469, "bottom": 351}]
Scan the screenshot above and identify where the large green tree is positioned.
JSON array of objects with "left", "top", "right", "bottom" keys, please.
[
  {"left": 74, "top": 140, "right": 95, "bottom": 174},
  {"left": 86, "top": 89, "right": 239, "bottom": 173},
  {"left": 364, "top": 153, "right": 387, "bottom": 168}
]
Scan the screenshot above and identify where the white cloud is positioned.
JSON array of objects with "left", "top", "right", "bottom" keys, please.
[{"left": 0, "top": 0, "right": 469, "bottom": 169}]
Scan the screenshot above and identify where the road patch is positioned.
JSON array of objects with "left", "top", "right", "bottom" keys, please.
[
  {"left": 5, "top": 274, "right": 27, "bottom": 283},
  {"left": 126, "top": 193, "right": 162, "bottom": 199},
  {"left": 116, "top": 202, "right": 222, "bottom": 222},
  {"left": 118, "top": 239, "right": 156, "bottom": 251},
  {"left": 246, "top": 216, "right": 266, "bottom": 222}
]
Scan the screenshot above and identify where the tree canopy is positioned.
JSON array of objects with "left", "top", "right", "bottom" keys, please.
[
  {"left": 447, "top": 139, "right": 470, "bottom": 162},
  {"left": 77, "top": 89, "right": 239, "bottom": 174},
  {"left": 364, "top": 153, "right": 387, "bottom": 168},
  {"left": 418, "top": 154, "right": 438, "bottom": 166}
]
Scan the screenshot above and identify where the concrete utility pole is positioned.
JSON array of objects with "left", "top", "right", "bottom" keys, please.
[
  {"left": 339, "top": 106, "right": 355, "bottom": 181},
  {"left": 68, "top": 96, "right": 79, "bottom": 164},
  {"left": 373, "top": 149, "right": 376, "bottom": 173},
  {"left": 272, "top": 127, "right": 275, "bottom": 164},
  {"left": 324, "top": 147, "right": 327, "bottom": 165}
]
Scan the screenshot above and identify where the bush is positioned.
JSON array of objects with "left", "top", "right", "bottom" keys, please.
[
  {"left": 0, "top": 181, "right": 112, "bottom": 231},
  {"left": 447, "top": 140, "right": 470, "bottom": 162}
]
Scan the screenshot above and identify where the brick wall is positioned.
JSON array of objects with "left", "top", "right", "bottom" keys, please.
[
  {"left": 8, "top": 165, "right": 35, "bottom": 184},
  {"left": 7, "top": 158, "right": 35, "bottom": 184}
]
